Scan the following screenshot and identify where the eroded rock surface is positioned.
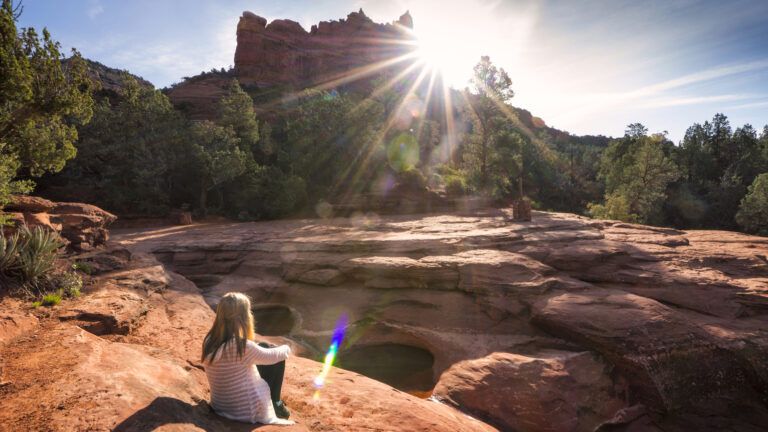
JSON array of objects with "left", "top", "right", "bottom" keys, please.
[
  {"left": 0, "top": 250, "right": 494, "bottom": 431},
  {"left": 112, "top": 210, "right": 768, "bottom": 431}
]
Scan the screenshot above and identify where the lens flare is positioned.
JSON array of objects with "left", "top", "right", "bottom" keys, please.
[{"left": 312, "top": 314, "right": 348, "bottom": 401}]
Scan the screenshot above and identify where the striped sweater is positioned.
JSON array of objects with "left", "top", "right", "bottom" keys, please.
[{"left": 204, "top": 340, "right": 293, "bottom": 425}]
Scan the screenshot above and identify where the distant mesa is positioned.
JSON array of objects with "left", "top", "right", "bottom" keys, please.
[{"left": 167, "top": 10, "right": 417, "bottom": 118}]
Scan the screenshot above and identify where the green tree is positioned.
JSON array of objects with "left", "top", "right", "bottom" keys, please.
[
  {"left": 590, "top": 125, "right": 678, "bottom": 223},
  {"left": 0, "top": 0, "right": 93, "bottom": 219},
  {"left": 282, "top": 91, "right": 385, "bottom": 200},
  {"left": 463, "top": 56, "right": 515, "bottom": 193},
  {"left": 189, "top": 121, "right": 247, "bottom": 212},
  {"left": 736, "top": 173, "right": 768, "bottom": 236},
  {"left": 59, "top": 77, "right": 189, "bottom": 214},
  {"left": 218, "top": 79, "right": 259, "bottom": 155}
]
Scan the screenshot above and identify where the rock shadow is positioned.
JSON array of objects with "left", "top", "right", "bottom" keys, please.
[{"left": 112, "top": 397, "right": 280, "bottom": 431}]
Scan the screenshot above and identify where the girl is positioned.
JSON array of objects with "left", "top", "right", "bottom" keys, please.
[{"left": 201, "top": 292, "right": 294, "bottom": 426}]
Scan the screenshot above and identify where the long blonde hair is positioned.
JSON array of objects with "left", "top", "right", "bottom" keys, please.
[{"left": 201, "top": 292, "right": 256, "bottom": 363}]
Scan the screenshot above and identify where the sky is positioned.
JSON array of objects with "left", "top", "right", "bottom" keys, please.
[{"left": 16, "top": 0, "right": 768, "bottom": 142}]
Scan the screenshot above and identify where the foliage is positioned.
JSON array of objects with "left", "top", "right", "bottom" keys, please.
[
  {"left": 591, "top": 126, "right": 678, "bottom": 223},
  {"left": 444, "top": 175, "right": 467, "bottom": 197},
  {"left": 55, "top": 77, "right": 190, "bottom": 214},
  {"left": 218, "top": 79, "right": 259, "bottom": 154},
  {"left": 736, "top": 173, "right": 768, "bottom": 236},
  {"left": 189, "top": 120, "right": 247, "bottom": 212},
  {"left": 462, "top": 56, "right": 516, "bottom": 194},
  {"left": 40, "top": 291, "right": 61, "bottom": 306},
  {"left": 282, "top": 91, "right": 385, "bottom": 200},
  {"left": 397, "top": 167, "right": 427, "bottom": 191},
  {"left": 56, "top": 271, "right": 82, "bottom": 297},
  {"left": 71, "top": 261, "right": 93, "bottom": 275},
  {"left": 15, "top": 226, "right": 64, "bottom": 284},
  {"left": 224, "top": 163, "right": 306, "bottom": 220},
  {"left": 0, "top": 230, "right": 21, "bottom": 274},
  {"left": 0, "top": 0, "right": 93, "bottom": 214}
]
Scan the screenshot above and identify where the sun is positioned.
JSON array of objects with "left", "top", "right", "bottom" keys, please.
[{"left": 415, "top": 32, "right": 458, "bottom": 74}]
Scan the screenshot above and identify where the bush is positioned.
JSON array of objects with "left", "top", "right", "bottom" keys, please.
[
  {"left": 72, "top": 261, "right": 93, "bottom": 275},
  {"left": 57, "top": 272, "right": 83, "bottom": 298},
  {"left": 41, "top": 292, "right": 62, "bottom": 306},
  {"left": 736, "top": 173, "right": 768, "bottom": 236},
  {"left": 0, "top": 227, "right": 65, "bottom": 295},
  {"left": 0, "top": 233, "right": 21, "bottom": 275},
  {"left": 397, "top": 168, "right": 427, "bottom": 191},
  {"left": 588, "top": 192, "right": 637, "bottom": 222},
  {"left": 15, "top": 227, "right": 65, "bottom": 284},
  {"left": 444, "top": 176, "right": 467, "bottom": 197}
]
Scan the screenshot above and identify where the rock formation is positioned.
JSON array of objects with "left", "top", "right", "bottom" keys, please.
[
  {"left": 0, "top": 248, "right": 493, "bottom": 431},
  {"left": 112, "top": 210, "right": 768, "bottom": 431},
  {"left": 167, "top": 10, "right": 418, "bottom": 118},
  {"left": 3, "top": 195, "right": 116, "bottom": 251},
  {"left": 234, "top": 9, "right": 415, "bottom": 87}
]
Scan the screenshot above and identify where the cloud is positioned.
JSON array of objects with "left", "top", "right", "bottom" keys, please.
[
  {"left": 549, "top": 59, "right": 768, "bottom": 126},
  {"left": 638, "top": 94, "right": 759, "bottom": 109},
  {"left": 87, "top": 0, "right": 104, "bottom": 19},
  {"left": 727, "top": 100, "right": 768, "bottom": 110}
]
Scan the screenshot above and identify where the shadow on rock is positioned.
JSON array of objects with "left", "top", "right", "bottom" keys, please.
[{"left": 112, "top": 397, "right": 298, "bottom": 432}]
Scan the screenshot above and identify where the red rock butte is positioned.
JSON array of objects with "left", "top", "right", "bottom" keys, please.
[{"left": 234, "top": 9, "right": 417, "bottom": 88}]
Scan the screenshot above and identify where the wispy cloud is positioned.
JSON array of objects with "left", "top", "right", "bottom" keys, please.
[
  {"left": 625, "top": 60, "right": 768, "bottom": 98},
  {"left": 727, "top": 100, "right": 768, "bottom": 110},
  {"left": 638, "top": 94, "right": 759, "bottom": 109},
  {"left": 86, "top": 0, "right": 103, "bottom": 19},
  {"left": 549, "top": 59, "right": 768, "bottom": 126}
]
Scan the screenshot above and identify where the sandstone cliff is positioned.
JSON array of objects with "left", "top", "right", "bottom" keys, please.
[
  {"left": 234, "top": 9, "right": 415, "bottom": 87},
  {"left": 166, "top": 10, "right": 417, "bottom": 119}
]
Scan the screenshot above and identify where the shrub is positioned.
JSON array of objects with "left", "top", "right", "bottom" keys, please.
[
  {"left": 31, "top": 301, "right": 42, "bottom": 308},
  {"left": 397, "top": 168, "right": 427, "bottom": 191},
  {"left": 0, "top": 232, "right": 21, "bottom": 275},
  {"left": 58, "top": 272, "right": 83, "bottom": 298},
  {"left": 41, "top": 292, "right": 62, "bottom": 306},
  {"left": 72, "top": 261, "right": 93, "bottom": 275},
  {"left": 736, "top": 173, "right": 768, "bottom": 236},
  {"left": 15, "top": 227, "right": 65, "bottom": 284},
  {"left": 445, "top": 176, "right": 467, "bottom": 197}
]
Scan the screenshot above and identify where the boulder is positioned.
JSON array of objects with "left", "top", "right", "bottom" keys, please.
[{"left": 434, "top": 351, "right": 626, "bottom": 432}]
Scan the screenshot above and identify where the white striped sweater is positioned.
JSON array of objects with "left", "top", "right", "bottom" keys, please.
[{"left": 203, "top": 340, "right": 293, "bottom": 425}]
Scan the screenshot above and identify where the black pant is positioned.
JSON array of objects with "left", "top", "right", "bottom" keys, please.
[{"left": 256, "top": 342, "right": 285, "bottom": 405}]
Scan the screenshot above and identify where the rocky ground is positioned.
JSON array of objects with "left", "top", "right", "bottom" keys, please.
[{"left": 2, "top": 209, "right": 767, "bottom": 431}]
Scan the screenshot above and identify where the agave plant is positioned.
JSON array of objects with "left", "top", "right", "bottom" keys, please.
[
  {"left": 0, "top": 232, "right": 21, "bottom": 276},
  {"left": 15, "top": 227, "right": 65, "bottom": 284}
]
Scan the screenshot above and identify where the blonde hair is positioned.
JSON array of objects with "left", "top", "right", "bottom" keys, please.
[{"left": 201, "top": 292, "right": 256, "bottom": 363}]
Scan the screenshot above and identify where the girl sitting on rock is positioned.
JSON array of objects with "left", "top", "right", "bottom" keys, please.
[{"left": 201, "top": 292, "right": 293, "bottom": 426}]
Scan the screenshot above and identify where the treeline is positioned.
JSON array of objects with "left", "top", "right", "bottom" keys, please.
[{"left": 590, "top": 119, "right": 768, "bottom": 234}]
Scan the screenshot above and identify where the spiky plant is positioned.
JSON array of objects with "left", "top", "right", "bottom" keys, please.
[
  {"left": 0, "top": 231, "right": 21, "bottom": 276},
  {"left": 15, "top": 227, "right": 64, "bottom": 286}
]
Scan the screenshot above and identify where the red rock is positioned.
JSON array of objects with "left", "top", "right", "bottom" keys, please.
[
  {"left": 4, "top": 195, "right": 56, "bottom": 213},
  {"left": 0, "top": 253, "right": 495, "bottom": 432},
  {"left": 23, "top": 212, "right": 62, "bottom": 232},
  {"left": 109, "top": 210, "right": 768, "bottom": 429},
  {"left": 433, "top": 351, "right": 626, "bottom": 432},
  {"left": 54, "top": 202, "right": 117, "bottom": 225},
  {"left": 168, "top": 10, "right": 418, "bottom": 118}
]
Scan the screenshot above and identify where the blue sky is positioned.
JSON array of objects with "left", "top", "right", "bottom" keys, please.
[{"left": 17, "top": 0, "right": 768, "bottom": 141}]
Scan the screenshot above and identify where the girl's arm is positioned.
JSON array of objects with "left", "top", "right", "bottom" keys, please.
[{"left": 244, "top": 340, "right": 291, "bottom": 365}]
